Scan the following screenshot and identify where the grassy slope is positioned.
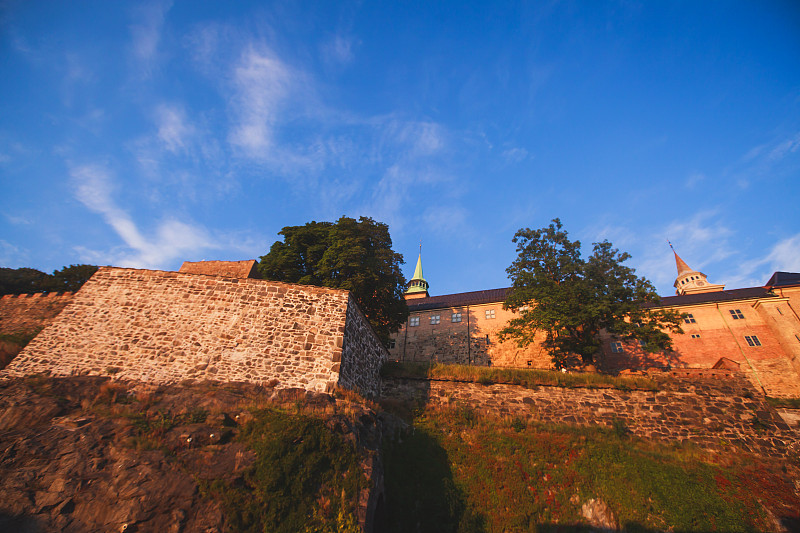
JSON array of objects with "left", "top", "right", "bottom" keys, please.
[{"left": 381, "top": 403, "right": 800, "bottom": 533}]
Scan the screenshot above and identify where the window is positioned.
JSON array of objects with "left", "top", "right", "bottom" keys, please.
[
  {"left": 388, "top": 339, "right": 396, "bottom": 349},
  {"left": 485, "top": 309, "right": 496, "bottom": 319},
  {"left": 729, "top": 309, "right": 745, "bottom": 320},
  {"left": 409, "top": 317, "right": 419, "bottom": 327},
  {"left": 451, "top": 312, "right": 462, "bottom": 323},
  {"left": 430, "top": 314, "right": 440, "bottom": 325},
  {"left": 744, "top": 335, "right": 761, "bottom": 347},
  {"left": 684, "top": 313, "right": 696, "bottom": 324},
  {"left": 691, "top": 334, "right": 701, "bottom": 339},
  {"left": 610, "top": 341, "right": 623, "bottom": 353}
]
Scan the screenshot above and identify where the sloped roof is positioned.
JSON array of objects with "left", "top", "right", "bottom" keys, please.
[
  {"left": 765, "top": 271, "right": 800, "bottom": 288},
  {"left": 647, "top": 287, "right": 775, "bottom": 308},
  {"left": 407, "top": 288, "right": 510, "bottom": 312}
]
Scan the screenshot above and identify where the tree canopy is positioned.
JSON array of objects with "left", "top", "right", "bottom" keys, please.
[
  {"left": 0, "top": 264, "right": 98, "bottom": 296},
  {"left": 499, "top": 219, "right": 683, "bottom": 368},
  {"left": 258, "top": 216, "right": 408, "bottom": 346}
]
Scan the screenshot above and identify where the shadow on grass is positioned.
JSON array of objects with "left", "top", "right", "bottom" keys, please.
[{"left": 380, "top": 426, "right": 486, "bottom": 533}]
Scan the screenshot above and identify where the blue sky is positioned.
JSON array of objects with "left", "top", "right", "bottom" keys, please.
[{"left": 1, "top": 1, "right": 799, "bottom": 296}]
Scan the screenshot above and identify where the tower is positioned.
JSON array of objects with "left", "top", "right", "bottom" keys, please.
[
  {"left": 405, "top": 246, "right": 429, "bottom": 300},
  {"left": 671, "top": 247, "right": 725, "bottom": 296}
]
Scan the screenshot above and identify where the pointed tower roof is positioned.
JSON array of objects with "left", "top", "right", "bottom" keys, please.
[
  {"left": 405, "top": 245, "right": 429, "bottom": 299},
  {"left": 411, "top": 252, "right": 425, "bottom": 282},
  {"left": 673, "top": 250, "right": 693, "bottom": 277}
]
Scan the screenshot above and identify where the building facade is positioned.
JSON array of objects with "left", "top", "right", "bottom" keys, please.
[{"left": 388, "top": 251, "right": 800, "bottom": 397}]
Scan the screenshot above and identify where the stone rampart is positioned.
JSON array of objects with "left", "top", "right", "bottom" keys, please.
[
  {"left": 382, "top": 371, "right": 799, "bottom": 459},
  {"left": 2, "top": 267, "right": 386, "bottom": 398}
]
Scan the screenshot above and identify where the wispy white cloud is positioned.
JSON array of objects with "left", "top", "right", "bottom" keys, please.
[
  {"left": 684, "top": 171, "right": 705, "bottom": 189},
  {"left": 129, "top": 0, "right": 172, "bottom": 74},
  {"left": 322, "top": 35, "right": 356, "bottom": 66},
  {"left": 70, "top": 164, "right": 219, "bottom": 268},
  {"left": 155, "top": 104, "right": 194, "bottom": 153},
  {"left": 501, "top": 147, "right": 530, "bottom": 164},
  {"left": 727, "top": 233, "right": 800, "bottom": 288},
  {"left": 229, "top": 46, "right": 294, "bottom": 156}
]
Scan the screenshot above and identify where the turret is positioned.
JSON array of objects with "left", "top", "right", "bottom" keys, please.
[
  {"left": 671, "top": 247, "right": 724, "bottom": 295},
  {"left": 405, "top": 247, "right": 429, "bottom": 300}
]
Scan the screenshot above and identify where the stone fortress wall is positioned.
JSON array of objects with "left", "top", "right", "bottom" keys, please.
[{"left": 2, "top": 266, "right": 387, "bottom": 398}]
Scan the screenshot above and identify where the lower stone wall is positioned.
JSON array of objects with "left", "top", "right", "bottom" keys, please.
[
  {"left": 381, "top": 373, "right": 799, "bottom": 459},
  {"left": 338, "top": 295, "right": 388, "bottom": 399}
]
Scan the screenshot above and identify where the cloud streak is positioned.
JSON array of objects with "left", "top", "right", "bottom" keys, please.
[{"left": 71, "top": 164, "right": 218, "bottom": 268}]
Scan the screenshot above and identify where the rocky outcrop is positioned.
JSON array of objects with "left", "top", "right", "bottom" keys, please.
[{"left": 0, "top": 377, "right": 385, "bottom": 533}]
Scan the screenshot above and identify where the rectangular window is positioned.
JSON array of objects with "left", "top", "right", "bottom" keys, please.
[
  {"left": 744, "top": 335, "right": 761, "bottom": 347},
  {"left": 729, "top": 309, "right": 745, "bottom": 320},
  {"left": 485, "top": 309, "right": 496, "bottom": 319},
  {"left": 451, "top": 312, "right": 462, "bottom": 323},
  {"left": 485, "top": 334, "right": 491, "bottom": 345},
  {"left": 691, "top": 334, "right": 701, "bottom": 339},
  {"left": 409, "top": 317, "right": 419, "bottom": 327},
  {"left": 610, "top": 341, "right": 623, "bottom": 353},
  {"left": 388, "top": 339, "right": 396, "bottom": 349},
  {"left": 684, "top": 313, "right": 696, "bottom": 324},
  {"left": 430, "top": 314, "right": 440, "bottom": 325}
]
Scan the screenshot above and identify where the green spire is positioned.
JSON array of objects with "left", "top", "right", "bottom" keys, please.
[{"left": 405, "top": 244, "right": 429, "bottom": 295}]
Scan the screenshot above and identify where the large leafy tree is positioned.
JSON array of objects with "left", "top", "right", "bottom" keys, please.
[
  {"left": 499, "top": 219, "right": 683, "bottom": 367},
  {"left": 259, "top": 216, "right": 408, "bottom": 346}
]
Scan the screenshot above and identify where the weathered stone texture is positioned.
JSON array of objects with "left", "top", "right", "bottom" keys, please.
[
  {"left": 0, "top": 292, "right": 74, "bottom": 335},
  {"left": 338, "top": 296, "right": 388, "bottom": 399},
  {"left": 2, "top": 267, "right": 382, "bottom": 397},
  {"left": 382, "top": 371, "right": 799, "bottom": 458}
]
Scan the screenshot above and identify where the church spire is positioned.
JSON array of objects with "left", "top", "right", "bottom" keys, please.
[
  {"left": 405, "top": 243, "right": 429, "bottom": 299},
  {"left": 669, "top": 242, "right": 724, "bottom": 296}
]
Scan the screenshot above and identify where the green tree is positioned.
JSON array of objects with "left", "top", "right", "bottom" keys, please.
[
  {"left": 259, "top": 216, "right": 408, "bottom": 346},
  {"left": 0, "top": 267, "right": 50, "bottom": 295},
  {"left": 499, "top": 219, "right": 683, "bottom": 368},
  {"left": 49, "top": 264, "right": 99, "bottom": 292}
]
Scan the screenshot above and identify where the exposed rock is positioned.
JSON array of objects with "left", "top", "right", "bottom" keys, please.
[{"left": 581, "top": 498, "right": 618, "bottom": 530}]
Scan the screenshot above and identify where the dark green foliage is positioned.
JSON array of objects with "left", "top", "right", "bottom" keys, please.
[
  {"left": 0, "top": 264, "right": 98, "bottom": 295},
  {"left": 500, "top": 219, "right": 684, "bottom": 367},
  {"left": 205, "top": 409, "right": 364, "bottom": 533},
  {"left": 49, "top": 264, "right": 99, "bottom": 292},
  {"left": 258, "top": 216, "right": 408, "bottom": 346},
  {"left": 0, "top": 267, "right": 50, "bottom": 295}
]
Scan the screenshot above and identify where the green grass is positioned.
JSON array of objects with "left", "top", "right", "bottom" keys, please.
[
  {"left": 201, "top": 408, "right": 364, "bottom": 533},
  {"left": 381, "top": 403, "right": 799, "bottom": 532},
  {"left": 766, "top": 396, "right": 800, "bottom": 409},
  {"left": 382, "top": 362, "right": 658, "bottom": 391}
]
